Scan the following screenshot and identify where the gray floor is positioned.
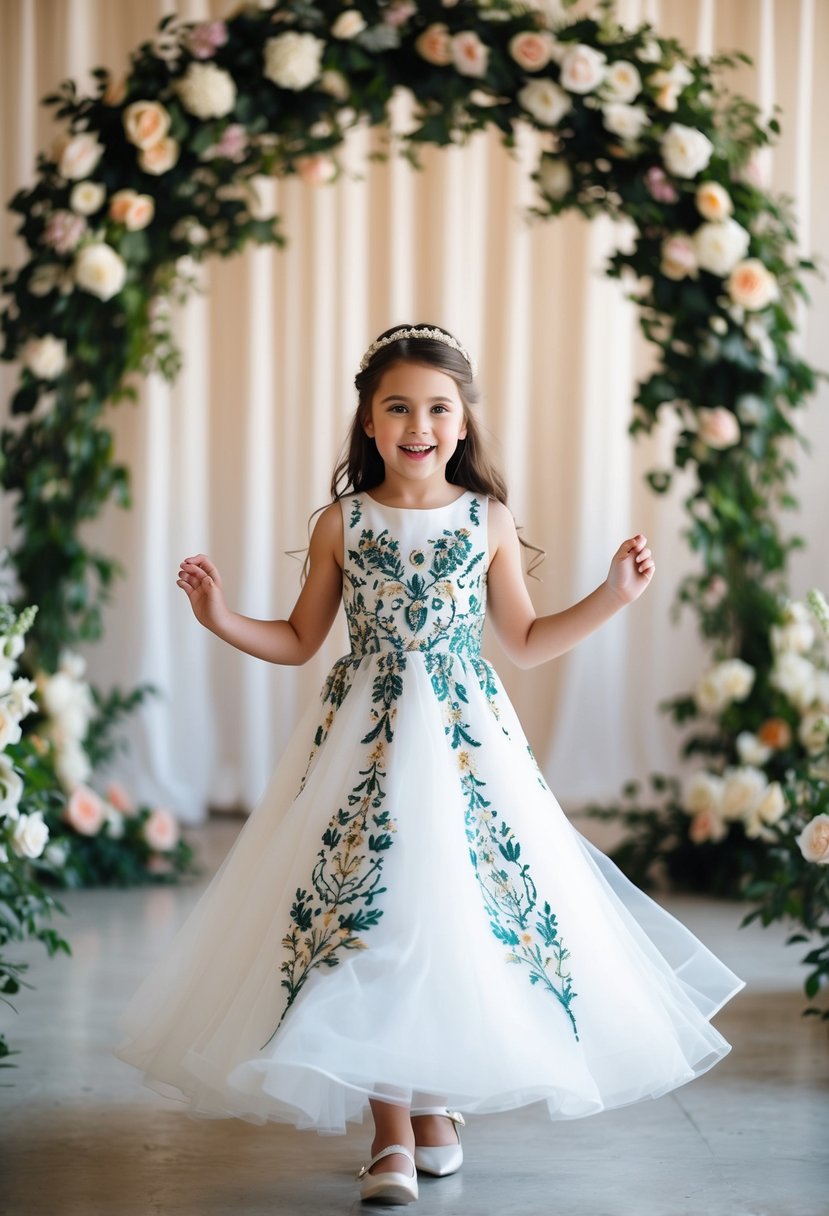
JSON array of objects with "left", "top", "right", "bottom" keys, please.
[{"left": 1, "top": 818, "right": 826, "bottom": 1216}]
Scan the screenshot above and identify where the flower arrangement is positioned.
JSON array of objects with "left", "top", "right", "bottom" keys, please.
[{"left": 0, "top": 603, "right": 71, "bottom": 1070}]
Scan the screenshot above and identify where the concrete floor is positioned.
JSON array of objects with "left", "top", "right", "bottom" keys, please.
[{"left": 1, "top": 818, "right": 826, "bottom": 1216}]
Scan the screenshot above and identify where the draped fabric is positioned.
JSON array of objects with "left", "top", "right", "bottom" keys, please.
[{"left": 1, "top": 0, "right": 827, "bottom": 825}]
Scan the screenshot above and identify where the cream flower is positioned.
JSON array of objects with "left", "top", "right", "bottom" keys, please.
[
  {"left": 28, "top": 263, "right": 62, "bottom": 297},
  {"left": 697, "top": 407, "right": 740, "bottom": 450},
  {"left": 415, "top": 23, "right": 453, "bottom": 67},
  {"left": 55, "top": 742, "right": 91, "bottom": 791},
  {"left": 603, "top": 60, "right": 641, "bottom": 103},
  {"left": 799, "top": 710, "right": 829, "bottom": 756},
  {"left": 538, "top": 156, "right": 573, "bottom": 201},
  {"left": 770, "top": 652, "right": 816, "bottom": 711},
  {"left": 696, "top": 181, "right": 733, "bottom": 221},
  {"left": 264, "top": 32, "right": 325, "bottom": 91},
  {"left": 143, "top": 807, "right": 180, "bottom": 851},
  {"left": 689, "top": 808, "right": 727, "bottom": 844},
  {"left": 771, "top": 602, "right": 815, "bottom": 655},
  {"left": 695, "top": 657, "right": 755, "bottom": 714},
  {"left": 11, "top": 811, "right": 49, "bottom": 859},
  {"left": 602, "top": 102, "right": 647, "bottom": 142},
  {"left": 694, "top": 219, "right": 751, "bottom": 276},
  {"left": 797, "top": 814, "right": 829, "bottom": 864},
  {"left": 69, "top": 181, "right": 106, "bottom": 216},
  {"left": 683, "top": 772, "right": 724, "bottom": 816},
  {"left": 0, "top": 759, "right": 23, "bottom": 819},
  {"left": 65, "top": 785, "right": 106, "bottom": 836},
  {"left": 651, "top": 62, "right": 693, "bottom": 111},
  {"left": 74, "top": 243, "right": 127, "bottom": 301},
  {"left": 138, "top": 137, "right": 180, "bottom": 175},
  {"left": 518, "top": 79, "right": 571, "bottom": 126},
  {"left": 661, "top": 123, "right": 714, "bottom": 179},
  {"left": 560, "top": 43, "right": 606, "bottom": 94},
  {"left": 736, "top": 731, "right": 772, "bottom": 767},
  {"left": 721, "top": 766, "right": 767, "bottom": 822},
  {"left": 22, "top": 334, "right": 67, "bottom": 380},
  {"left": 176, "top": 62, "right": 237, "bottom": 119},
  {"left": 452, "top": 31, "right": 489, "bottom": 78},
  {"left": 319, "top": 69, "right": 350, "bottom": 101},
  {"left": 55, "top": 132, "right": 103, "bottom": 180},
  {"left": 123, "top": 100, "right": 171, "bottom": 150},
  {"left": 332, "top": 10, "right": 366, "bottom": 39},
  {"left": 660, "top": 233, "right": 697, "bottom": 281},
  {"left": 727, "top": 259, "right": 777, "bottom": 311},
  {"left": 0, "top": 706, "right": 22, "bottom": 750},
  {"left": 509, "top": 31, "right": 555, "bottom": 73}
]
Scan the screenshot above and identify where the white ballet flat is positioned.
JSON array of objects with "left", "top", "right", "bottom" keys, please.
[
  {"left": 411, "top": 1108, "right": 465, "bottom": 1177},
  {"left": 357, "top": 1143, "right": 419, "bottom": 1205}
]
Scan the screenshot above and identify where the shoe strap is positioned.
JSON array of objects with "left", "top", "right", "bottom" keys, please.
[
  {"left": 411, "top": 1107, "right": 466, "bottom": 1126},
  {"left": 357, "top": 1143, "right": 416, "bottom": 1179}
]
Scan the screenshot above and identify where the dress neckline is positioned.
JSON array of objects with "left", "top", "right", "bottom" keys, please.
[{"left": 363, "top": 490, "right": 469, "bottom": 512}]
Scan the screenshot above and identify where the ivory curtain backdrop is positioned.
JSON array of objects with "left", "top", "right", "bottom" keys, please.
[{"left": 1, "top": 0, "right": 827, "bottom": 826}]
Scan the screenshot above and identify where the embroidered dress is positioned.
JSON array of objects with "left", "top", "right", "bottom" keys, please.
[{"left": 115, "top": 492, "right": 743, "bottom": 1131}]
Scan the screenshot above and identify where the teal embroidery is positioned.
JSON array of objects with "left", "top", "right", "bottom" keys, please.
[{"left": 349, "top": 497, "right": 363, "bottom": 527}]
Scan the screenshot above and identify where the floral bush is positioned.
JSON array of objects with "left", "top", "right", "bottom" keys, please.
[{"left": 0, "top": 602, "right": 71, "bottom": 1071}]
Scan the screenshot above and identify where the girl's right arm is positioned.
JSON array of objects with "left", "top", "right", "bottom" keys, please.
[{"left": 176, "top": 503, "right": 344, "bottom": 666}]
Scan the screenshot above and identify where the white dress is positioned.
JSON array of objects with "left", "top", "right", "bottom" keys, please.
[{"left": 115, "top": 492, "right": 743, "bottom": 1132}]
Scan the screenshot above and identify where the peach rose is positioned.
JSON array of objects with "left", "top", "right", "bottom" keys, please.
[
  {"left": 796, "top": 813, "right": 829, "bottom": 865},
  {"left": 65, "top": 785, "right": 107, "bottom": 836},
  {"left": 758, "top": 718, "right": 792, "bottom": 750},
  {"left": 727, "top": 258, "right": 777, "bottom": 311},
  {"left": 660, "top": 233, "right": 697, "bottom": 281},
  {"left": 697, "top": 407, "right": 740, "bottom": 450},
  {"left": 509, "top": 31, "right": 555, "bottom": 73},
  {"left": 415, "top": 23, "right": 453, "bottom": 67},
  {"left": 109, "top": 189, "right": 155, "bottom": 230},
  {"left": 139, "top": 137, "right": 180, "bottom": 175},
  {"left": 452, "top": 31, "right": 489, "bottom": 78},
  {"left": 143, "top": 807, "right": 180, "bottom": 852},
  {"left": 689, "top": 808, "right": 727, "bottom": 844},
  {"left": 106, "top": 780, "right": 136, "bottom": 816},
  {"left": 696, "top": 181, "right": 733, "bottom": 221},
  {"left": 331, "top": 10, "right": 366, "bottom": 39},
  {"left": 123, "top": 100, "right": 171, "bottom": 150},
  {"left": 103, "top": 76, "right": 126, "bottom": 106}
]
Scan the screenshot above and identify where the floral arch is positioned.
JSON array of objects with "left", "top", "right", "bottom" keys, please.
[{"left": 0, "top": 0, "right": 826, "bottom": 1006}]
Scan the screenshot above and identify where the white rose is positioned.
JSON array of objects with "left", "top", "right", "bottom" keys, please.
[
  {"left": 176, "top": 62, "right": 237, "bottom": 120},
  {"left": 560, "top": 43, "right": 606, "bottom": 94},
  {"left": 518, "top": 79, "right": 571, "bottom": 126},
  {"left": 683, "top": 772, "right": 724, "bottom": 816},
  {"left": 721, "top": 766, "right": 767, "bottom": 822},
  {"left": 696, "top": 181, "right": 733, "bottom": 221},
  {"left": 661, "top": 123, "right": 714, "bottom": 179},
  {"left": 755, "top": 781, "right": 786, "bottom": 825},
  {"left": 799, "top": 710, "right": 829, "bottom": 756},
  {"left": 771, "top": 603, "right": 815, "bottom": 655},
  {"left": 7, "top": 678, "right": 37, "bottom": 720},
  {"left": 39, "top": 670, "right": 76, "bottom": 717},
  {"left": 332, "top": 10, "right": 366, "bottom": 39},
  {"left": 452, "top": 31, "right": 489, "bottom": 78},
  {"left": 736, "top": 731, "right": 772, "bottom": 767},
  {"left": 697, "top": 406, "right": 741, "bottom": 450},
  {"left": 56, "top": 132, "right": 103, "bottom": 180},
  {"left": 695, "top": 658, "right": 754, "bottom": 714},
  {"left": 694, "top": 219, "right": 751, "bottom": 276},
  {"left": 264, "top": 32, "right": 325, "bottom": 91},
  {"left": 55, "top": 742, "right": 92, "bottom": 792},
  {"left": 602, "top": 102, "right": 647, "bottom": 141},
  {"left": 11, "top": 811, "right": 50, "bottom": 860},
  {"left": 661, "top": 233, "right": 697, "bottom": 281},
  {"left": 771, "top": 652, "right": 817, "bottom": 711},
  {"left": 74, "top": 243, "right": 127, "bottom": 301},
  {"left": 727, "top": 258, "right": 777, "bottom": 311},
  {"left": 22, "top": 335, "right": 67, "bottom": 380},
  {"left": 797, "top": 814, "right": 829, "bottom": 864},
  {"left": 603, "top": 60, "right": 641, "bottom": 102},
  {"left": 0, "top": 759, "right": 23, "bottom": 818},
  {"left": 69, "top": 181, "right": 106, "bottom": 216},
  {"left": 0, "top": 707, "right": 23, "bottom": 750},
  {"left": 123, "top": 100, "right": 171, "bottom": 150},
  {"left": 538, "top": 156, "right": 572, "bottom": 201}
]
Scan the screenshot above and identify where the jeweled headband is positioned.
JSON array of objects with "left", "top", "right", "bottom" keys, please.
[{"left": 359, "top": 327, "right": 477, "bottom": 375}]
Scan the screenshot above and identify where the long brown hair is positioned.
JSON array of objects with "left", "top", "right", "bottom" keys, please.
[{"left": 302, "top": 324, "right": 543, "bottom": 576}]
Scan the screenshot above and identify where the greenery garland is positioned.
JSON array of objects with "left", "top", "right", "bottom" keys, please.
[{"left": 0, "top": 0, "right": 825, "bottom": 1003}]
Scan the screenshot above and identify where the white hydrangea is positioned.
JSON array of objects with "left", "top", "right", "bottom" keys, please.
[{"left": 176, "top": 62, "right": 237, "bottom": 119}]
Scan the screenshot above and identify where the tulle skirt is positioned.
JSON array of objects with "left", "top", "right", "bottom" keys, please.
[{"left": 114, "top": 653, "right": 743, "bottom": 1132}]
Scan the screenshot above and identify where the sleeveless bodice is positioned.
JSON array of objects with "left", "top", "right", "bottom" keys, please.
[{"left": 340, "top": 492, "right": 488, "bottom": 659}]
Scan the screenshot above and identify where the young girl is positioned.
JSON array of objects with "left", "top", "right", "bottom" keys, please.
[{"left": 116, "top": 324, "right": 743, "bottom": 1206}]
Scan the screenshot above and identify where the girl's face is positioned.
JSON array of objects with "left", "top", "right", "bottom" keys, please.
[{"left": 364, "top": 361, "right": 467, "bottom": 488}]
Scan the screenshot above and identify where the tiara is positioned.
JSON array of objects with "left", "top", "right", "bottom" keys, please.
[{"left": 359, "top": 327, "right": 477, "bottom": 375}]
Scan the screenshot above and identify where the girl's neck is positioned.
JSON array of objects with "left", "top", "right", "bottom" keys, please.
[{"left": 366, "top": 476, "right": 465, "bottom": 511}]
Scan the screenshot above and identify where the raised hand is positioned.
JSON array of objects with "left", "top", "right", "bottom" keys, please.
[
  {"left": 606, "top": 535, "right": 655, "bottom": 605},
  {"left": 176, "top": 554, "right": 230, "bottom": 632}
]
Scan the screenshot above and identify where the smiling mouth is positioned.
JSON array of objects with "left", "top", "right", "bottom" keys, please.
[{"left": 399, "top": 445, "right": 435, "bottom": 455}]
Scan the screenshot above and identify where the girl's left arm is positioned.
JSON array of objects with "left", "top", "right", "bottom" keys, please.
[{"left": 485, "top": 500, "right": 655, "bottom": 670}]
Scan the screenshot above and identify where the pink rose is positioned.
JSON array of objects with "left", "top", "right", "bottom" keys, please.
[
  {"left": 660, "top": 233, "right": 697, "bottom": 281},
  {"left": 65, "top": 785, "right": 107, "bottom": 836},
  {"left": 139, "top": 137, "right": 180, "bottom": 176},
  {"left": 697, "top": 407, "right": 741, "bottom": 450},
  {"left": 509, "top": 31, "right": 555, "bottom": 73},
  {"left": 106, "top": 780, "right": 136, "bottom": 816},
  {"left": 203, "top": 123, "right": 249, "bottom": 162},
  {"left": 42, "top": 209, "right": 87, "bottom": 253},
  {"left": 416, "top": 24, "right": 453, "bottom": 67},
  {"left": 644, "top": 166, "right": 678, "bottom": 204},
  {"left": 185, "top": 20, "right": 229, "bottom": 60},
  {"left": 383, "top": 1, "right": 416, "bottom": 28},
  {"left": 452, "top": 31, "right": 490, "bottom": 78},
  {"left": 727, "top": 259, "right": 777, "bottom": 311},
  {"left": 143, "top": 807, "right": 180, "bottom": 852}
]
